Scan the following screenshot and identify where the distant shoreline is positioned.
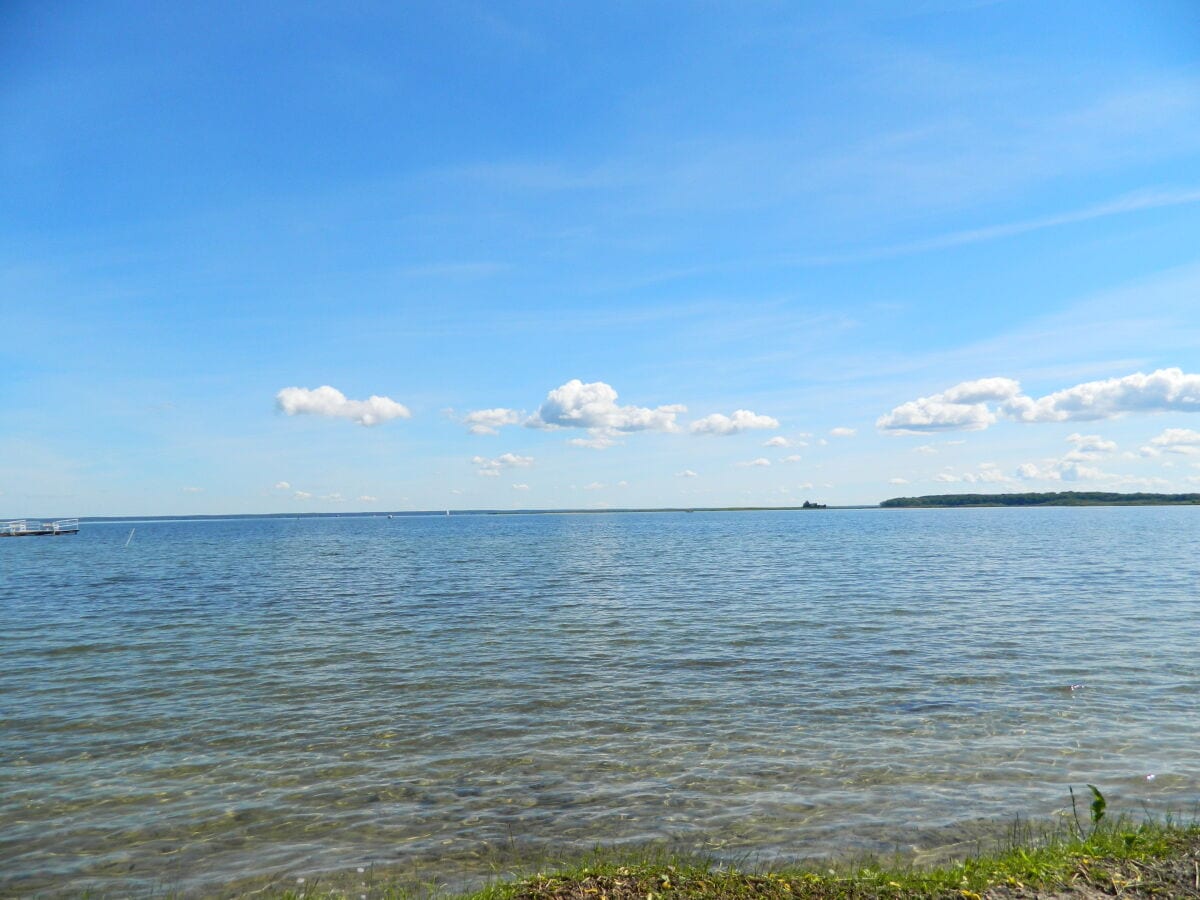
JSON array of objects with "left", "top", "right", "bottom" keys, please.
[
  {"left": 881, "top": 490, "right": 1200, "bottom": 508},
  {"left": 12, "top": 494, "right": 1200, "bottom": 523}
]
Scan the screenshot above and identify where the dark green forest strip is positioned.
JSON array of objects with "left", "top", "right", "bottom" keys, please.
[{"left": 880, "top": 491, "right": 1200, "bottom": 507}]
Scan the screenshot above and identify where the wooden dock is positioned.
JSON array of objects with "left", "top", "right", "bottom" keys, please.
[{"left": 1, "top": 519, "right": 79, "bottom": 537}]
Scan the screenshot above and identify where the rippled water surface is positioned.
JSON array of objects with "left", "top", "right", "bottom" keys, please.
[{"left": 2, "top": 508, "right": 1199, "bottom": 895}]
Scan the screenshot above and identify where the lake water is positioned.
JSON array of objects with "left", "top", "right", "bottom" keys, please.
[{"left": 2, "top": 508, "right": 1199, "bottom": 896}]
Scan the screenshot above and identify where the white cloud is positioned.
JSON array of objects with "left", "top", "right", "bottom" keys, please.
[
  {"left": 934, "top": 465, "right": 1016, "bottom": 485},
  {"left": 914, "top": 444, "right": 938, "bottom": 455},
  {"left": 567, "top": 434, "right": 619, "bottom": 449},
  {"left": 359, "top": 495, "right": 378, "bottom": 502},
  {"left": 293, "top": 491, "right": 312, "bottom": 500},
  {"left": 1018, "top": 431, "right": 1143, "bottom": 483},
  {"left": 276, "top": 385, "right": 411, "bottom": 426},
  {"left": 877, "top": 377, "right": 1021, "bottom": 433},
  {"left": 512, "top": 483, "right": 530, "bottom": 491},
  {"left": 617, "top": 480, "right": 629, "bottom": 488},
  {"left": 274, "top": 481, "right": 291, "bottom": 490},
  {"left": 889, "top": 477, "right": 910, "bottom": 485},
  {"left": 737, "top": 457, "right": 772, "bottom": 467},
  {"left": 882, "top": 369, "right": 1200, "bottom": 433},
  {"left": 462, "top": 407, "right": 521, "bottom": 435},
  {"left": 473, "top": 452, "right": 534, "bottom": 476},
  {"left": 1016, "top": 459, "right": 1168, "bottom": 488},
  {"left": 691, "top": 409, "right": 780, "bottom": 435},
  {"left": 829, "top": 427, "right": 857, "bottom": 437},
  {"left": 763, "top": 436, "right": 790, "bottom": 447},
  {"left": 1004, "top": 368, "right": 1200, "bottom": 423},
  {"left": 676, "top": 469, "right": 698, "bottom": 478},
  {"left": 182, "top": 486, "right": 202, "bottom": 493},
  {"left": 1141, "top": 427, "right": 1200, "bottom": 457},
  {"left": 1070, "top": 434, "right": 1113, "bottom": 453},
  {"left": 322, "top": 492, "right": 345, "bottom": 502},
  {"left": 528, "top": 380, "right": 685, "bottom": 437},
  {"left": 780, "top": 454, "right": 803, "bottom": 463},
  {"left": 583, "top": 482, "right": 605, "bottom": 490},
  {"left": 796, "top": 481, "right": 814, "bottom": 490}
]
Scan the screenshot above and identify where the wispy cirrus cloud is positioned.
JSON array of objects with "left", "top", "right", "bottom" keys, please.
[{"left": 805, "top": 187, "right": 1200, "bottom": 265}]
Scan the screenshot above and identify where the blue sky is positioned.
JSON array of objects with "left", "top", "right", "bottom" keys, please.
[{"left": 4, "top": 1, "right": 1200, "bottom": 515}]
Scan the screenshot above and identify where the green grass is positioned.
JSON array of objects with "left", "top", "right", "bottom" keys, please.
[{"left": 257, "top": 815, "right": 1200, "bottom": 900}]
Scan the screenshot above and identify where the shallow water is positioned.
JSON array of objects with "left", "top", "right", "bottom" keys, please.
[{"left": 2, "top": 508, "right": 1198, "bottom": 895}]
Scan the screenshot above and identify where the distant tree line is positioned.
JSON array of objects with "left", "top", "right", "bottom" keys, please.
[{"left": 880, "top": 491, "right": 1200, "bottom": 508}]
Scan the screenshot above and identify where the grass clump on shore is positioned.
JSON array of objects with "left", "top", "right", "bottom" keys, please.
[{"left": 265, "top": 815, "right": 1200, "bottom": 900}]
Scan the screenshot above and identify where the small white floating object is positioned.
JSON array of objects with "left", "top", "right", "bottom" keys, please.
[
  {"left": 1070, "top": 684, "right": 1086, "bottom": 691},
  {"left": 1146, "top": 773, "right": 1156, "bottom": 781}
]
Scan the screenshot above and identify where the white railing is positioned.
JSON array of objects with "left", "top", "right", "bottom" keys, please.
[{"left": 1, "top": 518, "right": 79, "bottom": 535}]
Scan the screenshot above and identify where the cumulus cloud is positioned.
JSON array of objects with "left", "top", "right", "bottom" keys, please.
[
  {"left": 829, "top": 427, "right": 857, "bottom": 437},
  {"left": 676, "top": 469, "right": 698, "bottom": 478},
  {"left": 764, "top": 436, "right": 790, "bottom": 447},
  {"left": 463, "top": 407, "right": 521, "bottom": 435},
  {"left": 883, "top": 369, "right": 1200, "bottom": 434},
  {"left": 691, "top": 409, "right": 780, "bottom": 435},
  {"left": 276, "top": 385, "right": 411, "bottom": 426},
  {"left": 322, "top": 492, "right": 345, "bottom": 502},
  {"left": 1017, "top": 459, "right": 1167, "bottom": 487},
  {"left": 1004, "top": 368, "right": 1200, "bottom": 423},
  {"left": 737, "top": 457, "right": 772, "bottom": 467},
  {"left": 1141, "top": 427, "right": 1200, "bottom": 457},
  {"left": 293, "top": 490, "right": 312, "bottom": 500},
  {"left": 1018, "top": 433, "right": 1133, "bottom": 482},
  {"left": 934, "top": 464, "right": 1016, "bottom": 485},
  {"left": 1017, "top": 457, "right": 1114, "bottom": 484},
  {"left": 473, "top": 452, "right": 534, "bottom": 476},
  {"left": 1070, "top": 434, "right": 1113, "bottom": 453},
  {"left": 583, "top": 482, "right": 605, "bottom": 490},
  {"left": 780, "top": 454, "right": 803, "bottom": 463},
  {"left": 359, "top": 495, "right": 378, "bottom": 502},
  {"left": 528, "top": 379, "right": 685, "bottom": 437},
  {"left": 568, "top": 434, "right": 619, "bottom": 449},
  {"left": 512, "top": 483, "right": 530, "bottom": 491},
  {"left": 274, "top": 481, "right": 291, "bottom": 490},
  {"left": 877, "top": 377, "right": 1022, "bottom": 433},
  {"left": 889, "top": 477, "right": 910, "bottom": 485}
]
